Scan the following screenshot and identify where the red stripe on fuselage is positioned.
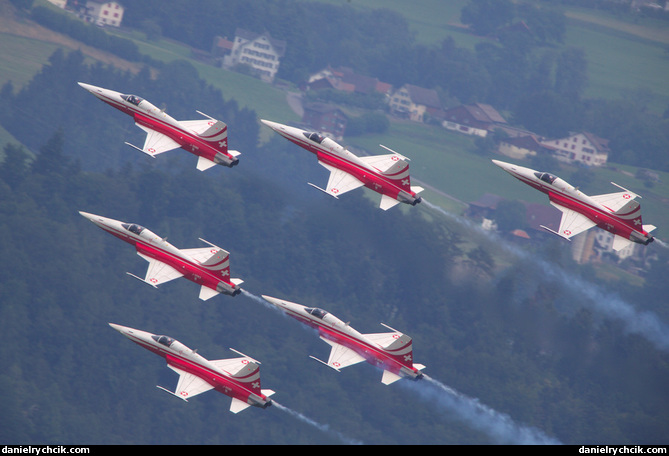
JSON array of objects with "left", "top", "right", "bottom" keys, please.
[
  {"left": 165, "top": 354, "right": 258, "bottom": 401},
  {"left": 135, "top": 242, "right": 226, "bottom": 289},
  {"left": 123, "top": 334, "right": 258, "bottom": 402},
  {"left": 282, "top": 134, "right": 410, "bottom": 200},
  {"left": 98, "top": 224, "right": 230, "bottom": 290},
  {"left": 512, "top": 173, "right": 644, "bottom": 239},
  {"left": 280, "top": 307, "right": 412, "bottom": 373},
  {"left": 98, "top": 94, "right": 231, "bottom": 161}
]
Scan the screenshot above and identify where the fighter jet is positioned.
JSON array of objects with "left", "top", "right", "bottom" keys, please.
[
  {"left": 492, "top": 159, "right": 656, "bottom": 250},
  {"left": 260, "top": 119, "right": 423, "bottom": 210},
  {"left": 262, "top": 295, "right": 425, "bottom": 385},
  {"left": 79, "top": 211, "right": 243, "bottom": 299},
  {"left": 109, "top": 323, "right": 274, "bottom": 412},
  {"left": 78, "top": 82, "right": 240, "bottom": 171}
]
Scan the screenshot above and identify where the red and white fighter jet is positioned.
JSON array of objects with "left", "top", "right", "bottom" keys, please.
[
  {"left": 109, "top": 323, "right": 274, "bottom": 413},
  {"left": 260, "top": 119, "right": 423, "bottom": 210},
  {"left": 78, "top": 82, "right": 240, "bottom": 171},
  {"left": 79, "top": 211, "right": 243, "bottom": 299},
  {"left": 493, "top": 159, "right": 656, "bottom": 250},
  {"left": 262, "top": 295, "right": 425, "bottom": 385}
]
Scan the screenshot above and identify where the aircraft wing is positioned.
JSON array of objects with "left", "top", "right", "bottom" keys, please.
[
  {"left": 137, "top": 253, "right": 184, "bottom": 286},
  {"left": 549, "top": 202, "right": 597, "bottom": 239},
  {"left": 358, "top": 154, "right": 404, "bottom": 173},
  {"left": 320, "top": 337, "right": 366, "bottom": 370},
  {"left": 316, "top": 161, "right": 364, "bottom": 198},
  {"left": 136, "top": 124, "right": 181, "bottom": 155},
  {"left": 590, "top": 190, "right": 639, "bottom": 212},
  {"left": 364, "top": 331, "right": 403, "bottom": 348},
  {"left": 181, "top": 247, "right": 222, "bottom": 264},
  {"left": 165, "top": 364, "right": 215, "bottom": 401},
  {"left": 210, "top": 357, "right": 259, "bottom": 377},
  {"left": 179, "top": 119, "right": 216, "bottom": 135}
]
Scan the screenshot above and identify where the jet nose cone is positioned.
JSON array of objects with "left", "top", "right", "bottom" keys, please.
[
  {"left": 261, "top": 295, "right": 282, "bottom": 307},
  {"left": 260, "top": 119, "right": 279, "bottom": 130},
  {"left": 77, "top": 82, "right": 97, "bottom": 92},
  {"left": 78, "top": 210, "right": 96, "bottom": 221},
  {"left": 260, "top": 119, "right": 293, "bottom": 135},
  {"left": 108, "top": 323, "right": 131, "bottom": 335},
  {"left": 491, "top": 159, "right": 515, "bottom": 173}
]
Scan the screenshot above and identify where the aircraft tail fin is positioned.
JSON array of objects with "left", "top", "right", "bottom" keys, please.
[
  {"left": 229, "top": 357, "right": 263, "bottom": 396},
  {"left": 613, "top": 199, "right": 643, "bottom": 229},
  {"left": 381, "top": 159, "right": 412, "bottom": 191},
  {"left": 200, "top": 247, "right": 231, "bottom": 280},
  {"left": 198, "top": 120, "right": 229, "bottom": 153},
  {"left": 366, "top": 324, "right": 417, "bottom": 370},
  {"left": 384, "top": 332, "right": 416, "bottom": 369},
  {"left": 211, "top": 349, "right": 264, "bottom": 396}
]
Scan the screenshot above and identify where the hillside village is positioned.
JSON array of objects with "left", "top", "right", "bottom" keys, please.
[
  {"left": 29, "top": 0, "right": 669, "bottom": 275},
  {"left": 206, "top": 23, "right": 658, "bottom": 274}
]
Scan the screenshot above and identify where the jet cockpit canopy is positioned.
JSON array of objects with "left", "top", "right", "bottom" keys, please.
[
  {"left": 303, "top": 132, "right": 325, "bottom": 144},
  {"left": 305, "top": 307, "right": 328, "bottom": 319},
  {"left": 152, "top": 335, "right": 175, "bottom": 347},
  {"left": 121, "top": 94, "right": 143, "bottom": 106},
  {"left": 122, "top": 223, "right": 145, "bottom": 235},
  {"left": 535, "top": 172, "right": 557, "bottom": 185}
]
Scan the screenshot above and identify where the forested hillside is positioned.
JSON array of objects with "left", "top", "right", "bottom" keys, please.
[{"left": 0, "top": 44, "right": 668, "bottom": 443}]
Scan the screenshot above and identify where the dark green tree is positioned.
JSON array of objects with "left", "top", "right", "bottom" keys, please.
[{"left": 461, "top": 0, "right": 515, "bottom": 36}]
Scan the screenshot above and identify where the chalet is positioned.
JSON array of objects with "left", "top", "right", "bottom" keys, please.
[
  {"left": 83, "top": 1, "right": 124, "bottom": 27},
  {"left": 224, "top": 29, "right": 286, "bottom": 83},
  {"left": 302, "top": 103, "right": 347, "bottom": 140},
  {"left": 389, "top": 84, "right": 441, "bottom": 122},
  {"left": 541, "top": 132, "right": 609, "bottom": 167},
  {"left": 498, "top": 134, "right": 557, "bottom": 160},
  {"left": 306, "top": 66, "right": 392, "bottom": 96},
  {"left": 46, "top": 0, "right": 67, "bottom": 8},
  {"left": 211, "top": 36, "right": 235, "bottom": 60},
  {"left": 441, "top": 103, "right": 506, "bottom": 137}
]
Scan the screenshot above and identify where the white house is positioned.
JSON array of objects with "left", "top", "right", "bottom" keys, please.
[
  {"left": 388, "top": 84, "right": 441, "bottom": 122},
  {"left": 85, "top": 1, "right": 124, "bottom": 27},
  {"left": 224, "top": 29, "right": 286, "bottom": 83},
  {"left": 541, "top": 132, "right": 609, "bottom": 167},
  {"left": 440, "top": 103, "right": 507, "bottom": 137}
]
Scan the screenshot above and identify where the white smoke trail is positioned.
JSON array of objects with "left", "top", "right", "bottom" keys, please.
[
  {"left": 404, "top": 375, "right": 562, "bottom": 445},
  {"left": 241, "top": 289, "right": 278, "bottom": 311},
  {"left": 422, "top": 199, "right": 669, "bottom": 352},
  {"left": 655, "top": 238, "right": 669, "bottom": 249},
  {"left": 273, "top": 401, "right": 363, "bottom": 445}
]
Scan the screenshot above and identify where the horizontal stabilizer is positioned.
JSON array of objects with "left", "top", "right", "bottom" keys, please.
[
  {"left": 380, "top": 194, "right": 400, "bottom": 211},
  {"left": 644, "top": 224, "right": 657, "bottom": 233},
  {"left": 230, "top": 397, "right": 251, "bottom": 414},
  {"left": 612, "top": 235, "right": 633, "bottom": 252},
  {"left": 196, "top": 156, "right": 217, "bottom": 171},
  {"left": 199, "top": 285, "right": 219, "bottom": 301},
  {"left": 381, "top": 370, "right": 402, "bottom": 385},
  {"left": 411, "top": 186, "right": 424, "bottom": 194}
]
